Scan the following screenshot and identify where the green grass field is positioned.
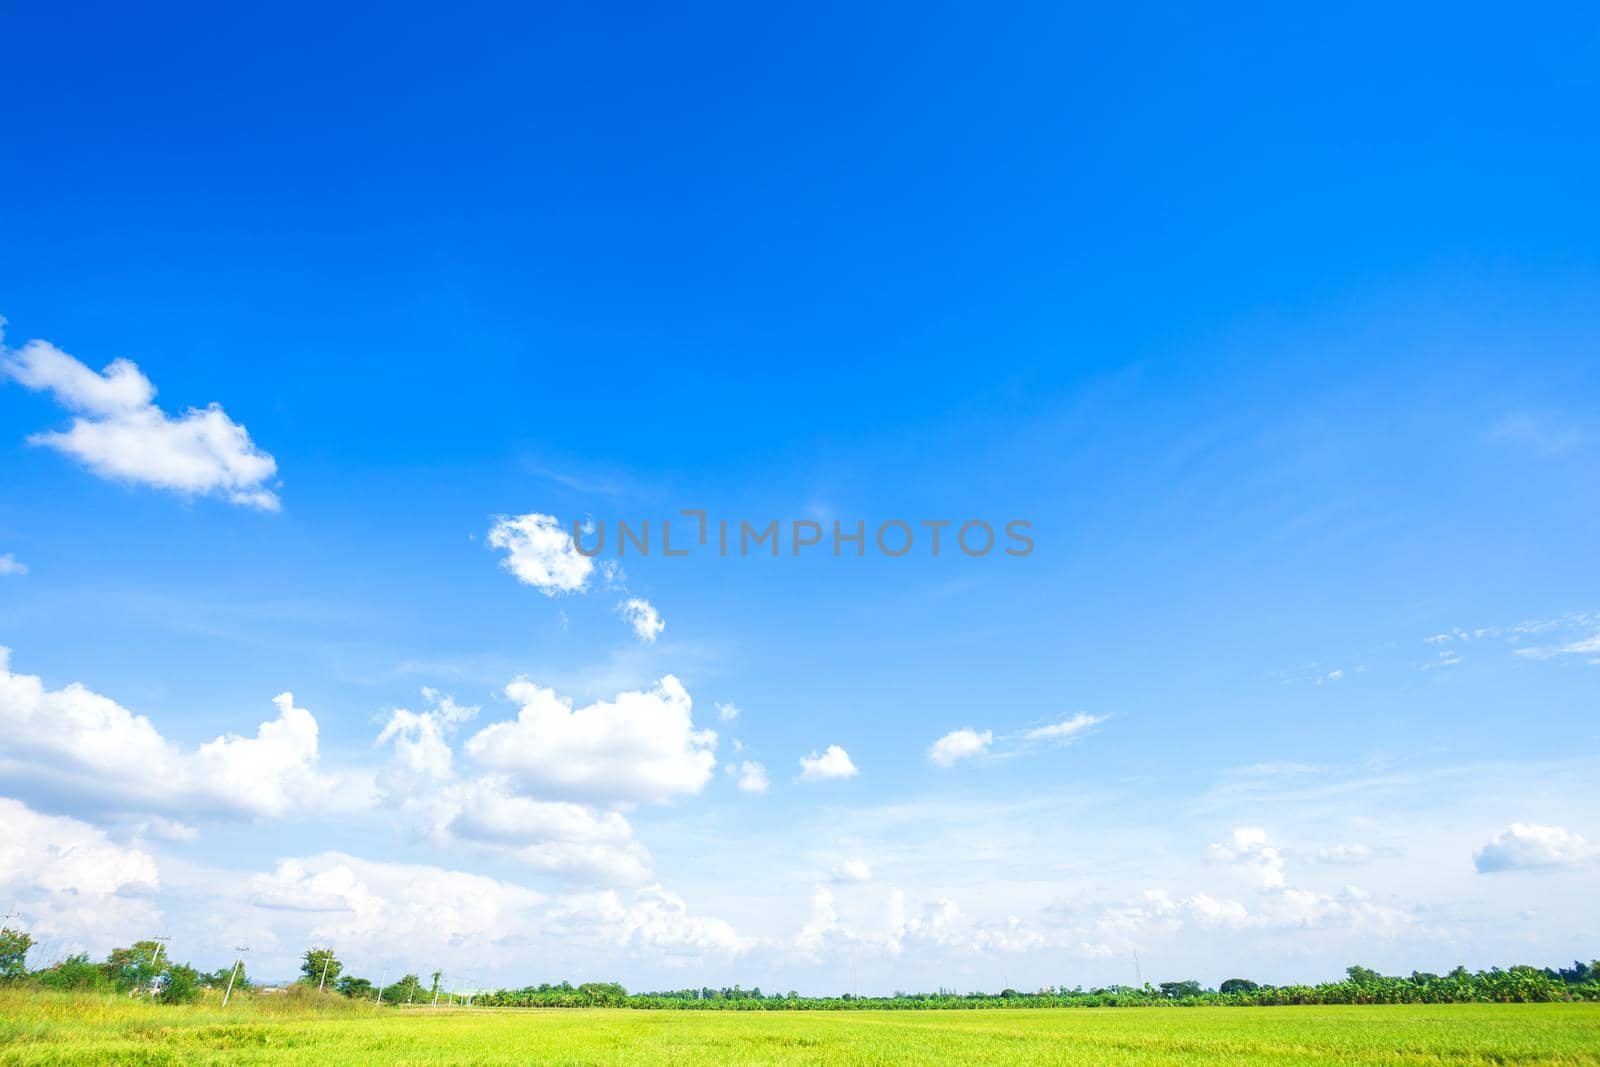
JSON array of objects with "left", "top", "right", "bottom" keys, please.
[{"left": 3, "top": 992, "right": 1598, "bottom": 1065}]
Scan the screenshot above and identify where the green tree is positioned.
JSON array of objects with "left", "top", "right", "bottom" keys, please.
[
  {"left": 384, "top": 974, "right": 423, "bottom": 1003},
  {"left": 205, "top": 962, "right": 250, "bottom": 991},
  {"left": 1346, "top": 965, "right": 1384, "bottom": 986},
  {"left": 336, "top": 974, "right": 375, "bottom": 999},
  {"left": 1219, "top": 978, "right": 1258, "bottom": 995},
  {"left": 1159, "top": 980, "right": 1203, "bottom": 999},
  {"left": 0, "top": 927, "right": 34, "bottom": 980},
  {"left": 32, "top": 954, "right": 110, "bottom": 992},
  {"left": 300, "top": 947, "right": 342, "bottom": 988},
  {"left": 158, "top": 964, "right": 202, "bottom": 1004},
  {"left": 105, "top": 941, "right": 164, "bottom": 993}
]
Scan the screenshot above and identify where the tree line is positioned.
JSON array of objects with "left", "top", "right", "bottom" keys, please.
[
  {"left": 471, "top": 962, "right": 1600, "bottom": 1009},
  {"left": 4, "top": 928, "right": 1596, "bottom": 1009}
]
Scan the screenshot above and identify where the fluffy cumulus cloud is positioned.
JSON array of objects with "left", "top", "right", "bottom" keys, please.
[
  {"left": 0, "top": 553, "right": 26, "bottom": 576},
  {"left": 619, "top": 597, "right": 665, "bottom": 643},
  {"left": 735, "top": 760, "right": 770, "bottom": 794},
  {"left": 798, "top": 745, "right": 858, "bottom": 782},
  {"left": 466, "top": 675, "right": 717, "bottom": 806},
  {"left": 487, "top": 514, "right": 674, "bottom": 647},
  {"left": 0, "top": 797, "right": 160, "bottom": 897},
  {"left": 1474, "top": 823, "right": 1595, "bottom": 873},
  {"left": 375, "top": 688, "right": 480, "bottom": 791},
  {"left": 375, "top": 689, "right": 654, "bottom": 883},
  {"left": 830, "top": 859, "right": 872, "bottom": 883},
  {"left": 0, "top": 648, "right": 338, "bottom": 819},
  {"left": 439, "top": 780, "right": 652, "bottom": 883},
  {"left": 715, "top": 702, "right": 740, "bottom": 722},
  {"left": 247, "top": 851, "right": 547, "bottom": 968},
  {"left": 546, "top": 884, "right": 751, "bottom": 959},
  {"left": 927, "top": 728, "right": 991, "bottom": 768},
  {"left": 488, "top": 513, "right": 593, "bottom": 595},
  {"left": 0, "top": 797, "right": 162, "bottom": 953},
  {"left": 0, "top": 318, "right": 280, "bottom": 509},
  {"left": 1208, "top": 827, "right": 1287, "bottom": 888}
]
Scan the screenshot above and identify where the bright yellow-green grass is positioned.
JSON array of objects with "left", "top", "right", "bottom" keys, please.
[{"left": 3, "top": 990, "right": 1598, "bottom": 1065}]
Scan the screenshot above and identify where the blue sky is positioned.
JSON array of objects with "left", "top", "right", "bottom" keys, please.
[{"left": 1, "top": 2, "right": 1597, "bottom": 991}]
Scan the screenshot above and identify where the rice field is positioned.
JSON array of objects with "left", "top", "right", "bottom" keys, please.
[{"left": 2, "top": 991, "right": 1597, "bottom": 1065}]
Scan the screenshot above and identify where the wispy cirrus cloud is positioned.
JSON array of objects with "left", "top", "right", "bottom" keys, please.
[
  {"left": 925, "top": 713, "right": 1108, "bottom": 770},
  {"left": 1488, "top": 411, "right": 1582, "bottom": 457},
  {"left": 1423, "top": 612, "right": 1600, "bottom": 667},
  {"left": 1023, "top": 712, "right": 1107, "bottom": 742}
]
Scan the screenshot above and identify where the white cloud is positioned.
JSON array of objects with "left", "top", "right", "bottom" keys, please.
[
  {"left": 1422, "top": 649, "right": 1463, "bottom": 670},
  {"left": 1515, "top": 633, "right": 1600, "bottom": 661},
  {"left": 618, "top": 597, "right": 665, "bottom": 644},
  {"left": 1183, "top": 893, "right": 1250, "bottom": 928},
  {"left": 1208, "top": 827, "right": 1287, "bottom": 888},
  {"left": 1426, "top": 613, "right": 1600, "bottom": 664},
  {"left": 0, "top": 648, "right": 339, "bottom": 819},
  {"left": 0, "top": 796, "right": 160, "bottom": 897},
  {"left": 1474, "top": 823, "right": 1595, "bottom": 873},
  {"left": 830, "top": 859, "right": 872, "bottom": 883},
  {"left": 1, "top": 319, "right": 279, "bottom": 509},
  {"left": 715, "top": 702, "right": 741, "bottom": 722},
  {"left": 247, "top": 851, "right": 546, "bottom": 966},
  {"left": 0, "top": 553, "right": 26, "bottom": 576},
  {"left": 374, "top": 688, "right": 479, "bottom": 791},
  {"left": 465, "top": 675, "right": 717, "bottom": 806},
  {"left": 1315, "top": 844, "right": 1374, "bottom": 865},
  {"left": 794, "top": 885, "right": 839, "bottom": 960},
  {"left": 134, "top": 816, "right": 201, "bottom": 844},
  {"left": 488, "top": 513, "right": 593, "bottom": 595},
  {"left": 928, "top": 728, "right": 992, "bottom": 768},
  {"left": 735, "top": 761, "right": 770, "bottom": 794},
  {"left": 547, "top": 883, "right": 751, "bottom": 958},
  {"left": 798, "top": 745, "right": 858, "bottom": 782},
  {"left": 430, "top": 778, "right": 652, "bottom": 883},
  {"left": 1489, "top": 411, "right": 1581, "bottom": 456},
  {"left": 375, "top": 690, "right": 654, "bottom": 883},
  {"left": 1023, "top": 713, "right": 1106, "bottom": 741},
  {"left": 0, "top": 797, "right": 162, "bottom": 956}
]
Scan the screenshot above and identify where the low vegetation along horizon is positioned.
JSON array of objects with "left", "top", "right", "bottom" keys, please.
[{"left": 3, "top": 932, "right": 1600, "bottom": 1063}]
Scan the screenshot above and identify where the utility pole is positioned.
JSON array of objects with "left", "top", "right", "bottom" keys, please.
[
  {"left": 1132, "top": 945, "right": 1143, "bottom": 988},
  {"left": 222, "top": 947, "right": 249, "bottom": 1008},
  {"left": 318, "top": 947, "right": 334, "bottom": 992},
  {"left": 375, "top": 970, "right": 387, "bottom": 1006},
  {"left": 150, "top": 936, "right": 171, "bottom": 969}
]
